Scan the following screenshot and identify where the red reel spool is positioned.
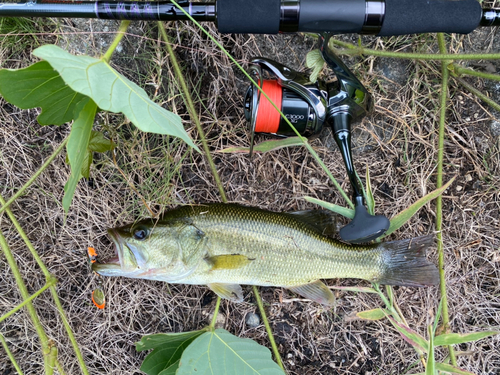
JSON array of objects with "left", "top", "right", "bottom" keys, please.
[{"left": 254, "top": 80, "right": 282, "bottom": 133}]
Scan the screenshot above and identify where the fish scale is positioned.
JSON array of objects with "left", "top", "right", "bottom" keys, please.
[{"left": 93, "top": 203, "right": 439, "bottom": 305}]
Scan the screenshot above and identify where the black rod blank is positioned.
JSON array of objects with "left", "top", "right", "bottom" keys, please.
[{"left": 0, "top": 0, "right": 498, "bottom": 35}]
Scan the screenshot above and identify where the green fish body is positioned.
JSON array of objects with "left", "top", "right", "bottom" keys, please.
[{"left": 93, "top": 203, "right": 439, "bottom": 305}]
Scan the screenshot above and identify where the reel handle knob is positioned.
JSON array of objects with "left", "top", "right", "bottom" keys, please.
[
  {"left": 330, "top": 112, "right": 390, "bottom": 243},
  {"left": 339, "top": 196, "right": 390, "bottom": 244}
]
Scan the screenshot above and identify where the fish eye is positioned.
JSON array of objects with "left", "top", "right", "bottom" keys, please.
[{"left": 132, "top": 227, "right": 150, "bottom": 241}]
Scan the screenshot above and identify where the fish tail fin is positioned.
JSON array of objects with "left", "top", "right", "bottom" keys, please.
[{"left": 378, "top": 235, "right": 439, "bottom": 287}]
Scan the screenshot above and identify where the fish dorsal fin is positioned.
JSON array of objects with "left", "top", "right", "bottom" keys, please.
[
  {"left": 288, "top": 280, "right": 335, "bottom": 306},
  {"left": 208, "top": 283, "right": 243, "bottom": 302},
  {"left": 285, "top": 210, "right": 338, "bottom": 236},
  {"left": 205, "top": 254, "right": 253, "bottom": 270}
]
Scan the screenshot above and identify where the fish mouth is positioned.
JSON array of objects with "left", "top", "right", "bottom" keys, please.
[{"left": 91, "top": 229, "right": 136, "bottom": 276}]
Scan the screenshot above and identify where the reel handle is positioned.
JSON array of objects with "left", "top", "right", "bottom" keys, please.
[{"left": 329, "top": 112, "right": 390, "bottom": 243}]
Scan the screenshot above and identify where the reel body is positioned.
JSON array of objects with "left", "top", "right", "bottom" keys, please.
[{"left": 245, "top": 34, "right": 389, "bottom": 244}]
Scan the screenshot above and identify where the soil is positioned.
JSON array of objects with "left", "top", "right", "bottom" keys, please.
[{"left": 0, "top": 15, "right": 499, "bottom": 375}]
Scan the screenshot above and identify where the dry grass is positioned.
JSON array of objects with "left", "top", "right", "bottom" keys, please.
[{"left": 0, "top": 15, "right": 499, "bottom": 375}]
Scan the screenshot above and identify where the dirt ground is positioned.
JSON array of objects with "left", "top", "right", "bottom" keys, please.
[{"left": 0, "top": 12, "right": 499, "bottom": 375}]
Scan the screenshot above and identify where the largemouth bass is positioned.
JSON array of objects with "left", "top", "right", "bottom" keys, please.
[{"left": 92, "top": 203, "right": 439, "bottom": 305}]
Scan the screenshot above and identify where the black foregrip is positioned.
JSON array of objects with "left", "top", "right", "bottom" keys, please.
[
  {"left": 217, "top": 0, "right": 280, "bottom": 33},
  {"left": 379, "top": 0, "right": 482, "bottom": 36}
]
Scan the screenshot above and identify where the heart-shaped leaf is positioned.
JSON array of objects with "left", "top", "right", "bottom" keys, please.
[
  {"left": 33, "top": 45, "right": 199, "bottom": 151},
  {"left": 177, "top": 329, "right": 285, "bottom": 375},
  {"left": 0, "top": 60, "right": 89, "bottom": 125},
  {"left": 136, "top": 330, "right": 206, "bottom": 375}
]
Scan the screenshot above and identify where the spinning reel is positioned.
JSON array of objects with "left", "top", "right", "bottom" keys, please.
[{"left": 244, "top": 34, "right": 390, "bottom": 244}]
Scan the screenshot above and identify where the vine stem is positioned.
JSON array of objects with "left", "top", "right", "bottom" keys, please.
[
  {"left": 451, "top": 65, "right": 500, "bottom": 81},
  {"left": 0, "top": 277, "right": 56, "bottom": 324},
  {"left": 252, "top": 286, "right": 286, "bottom": 372},
  {"left": 209, "top": 297, "right": 222, "bottom": 330},
  {"left": 454, "top": 76, "right": 500, "bottom": 112},
  {"left": 0, "top": 333, "right": 23, "bottom": 375},
  {"left": 436, "top": 33, "right": 457, "bottom": 367},
  {"left": 0, "top": 230, "right": 52, "bottom": 372},
  {"left": 101, "top": 20, "right": 130, "bottom": 63},
  {"left": 330, "top": 39, "right": 500, "bottom": 60},
  {"left": 0, "top": 193, "right": 90, "bottom": 375},
  {"left": 0, "top": 137, "right": 68, "bottom": 216}
]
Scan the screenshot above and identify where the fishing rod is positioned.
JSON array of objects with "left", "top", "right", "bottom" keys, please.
[
  {"left": 0, "top": 0, "right": 499, "bottom": 34},
  {"left": 1, "top": 0, "right": 499, "bottom": 243}
]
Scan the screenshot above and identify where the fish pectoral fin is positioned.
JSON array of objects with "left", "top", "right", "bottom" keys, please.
[
  {"left": 208, "top": 283, "right": 243, "bottom": 303},
  {"left": 205, "top": 254, "right": 253, "bottom": 270},
  {"left": 287, "top": 280, "right": 335, "bottom": 306}
]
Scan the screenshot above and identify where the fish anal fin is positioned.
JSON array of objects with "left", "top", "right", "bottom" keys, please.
[
  {"left": 208, "top": 283, "right": 243, "bottom": 302},
  {"left": 205, "top": 254, "right": 253, "bottom": 270},
  {"left": 286, "top": 210, "right": 338, "bottom": 236},
  {"left": 288, "top": 280, "right": 335, "bottom": 306}
]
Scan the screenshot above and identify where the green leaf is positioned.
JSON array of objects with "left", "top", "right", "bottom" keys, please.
[
  {"left": 136, "top": 330, "right": 206, "bottom": 375},
  {"left": 432, "top": 298, "right": 444, "bottom": 335},
  {"left": 364, "top": 166, "right": 375, "bottom": 215},
  {"left": 33, "top": 45, "right": 199, "bottom": 151},
  {"left": 433, "top": 330, "right": 499, "bottom": 347},
  {"left": 384, "top": 177, "right": 455, "bottom": 237},
  {"left": 81, "top": 152, "right": 93, "bottom": 180},
  {"left": 356, "top": 308, "right": 389, "bottom": 321},
  {"left": 88, "top": 131, "right": 115, "bottom": 153},
  {"left": 63, "top": 99, "right": 97, "bottom": 211},
  {"left": 387, "top": 316, "right": 429, "bottom": 353},
  {"left": 426, "top": 325, "right": 436, "bottom": 375},
  {"left": 177, "top": 329, "right": 285, "bottom": 375},
  {"left": 0, "top": 60, "right": 89, "bottom": 125},
  {"left": 303, "top": 196, "right": 355, "bottom": 219},
  {"left": 435, "top": 363, "right": 476, "bottom": 375},
  {"left": 305, "top": 49, "right": 324, "bottom": 83},
  {"left": 219, "top": 137, "right": 305, "bottom": 154}
]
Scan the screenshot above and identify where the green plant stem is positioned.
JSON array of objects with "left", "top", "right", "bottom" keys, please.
[
  {"left": 436, "top": 33, "right": 457, "bottom": 367},
  {"left": 0, "top": 194, "right": 90, "bottom": 375},
  {"left": 454, "top": 76, "right": 500, "bottom": 112},
  {"left": 452, "top": 65, "right": 500, "bottom": 81},
  {"left": 252, "top": 286, "right": 286, "bottom": 373},
  {"left": 101, "top": 20, "right": 130, "bottom": 63},
  {"left": 165, "top": 1, "right": 352, "bottom": 208},
  {"left": 330, "top": 39, "right": 500, "bottom": 60},
  {"left": 0, "top": 333, "right": 24, "bottom": 375},
  {"left": 209, "top": 296, "right": 222, "bottom": 330},
  {"left": 0, "top": 137, "right": 68, "bottom": 216},
  {"left": 157, "top": 22, "right": 227, "bottom": 203},
  {"left": 0, "top": 278, "right": 56, "bottom": 323},
  {"left": 0, "top": 230, "right": 51, "bottom": 372}
]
